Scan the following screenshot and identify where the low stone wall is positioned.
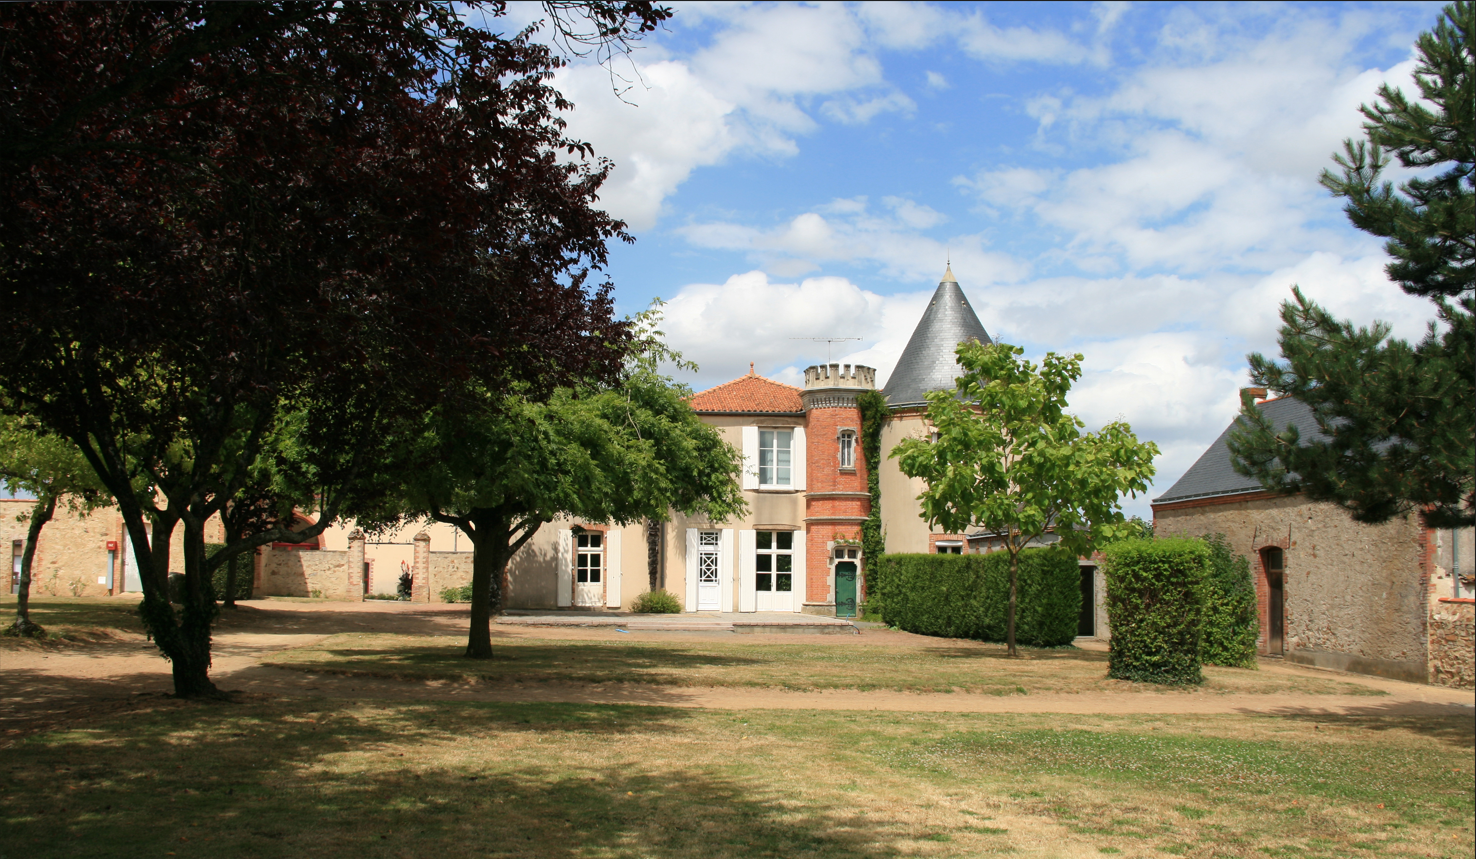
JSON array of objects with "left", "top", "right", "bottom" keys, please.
[
  {"left": 259, "top": 549, "right": 352, "bottom": 599},
  {"left": 428, "top": 551, "right": 475, "bottom": 601},
  {"left": 1428, "top": 598, "right": 1474, "bottom": 689}
]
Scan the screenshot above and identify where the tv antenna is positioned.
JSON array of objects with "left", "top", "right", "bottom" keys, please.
[{"left": 790, "top": 337, "right": 862, "bottom": 365}]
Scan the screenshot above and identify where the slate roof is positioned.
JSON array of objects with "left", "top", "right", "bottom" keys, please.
[
  {"left": 689, "top": 370, "right": 804, "bottom": 414},
  {"left": 1153, "top": 397, "right": 1326, "bottom": 505},
  {"left": 882, "top": 267, "right": 992, "bottom": 408}
]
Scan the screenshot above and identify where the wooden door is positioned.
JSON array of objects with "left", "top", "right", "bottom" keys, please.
[
  {"left": 1263, "top": 548, "right": 1285, "bottom": 654},
  {"left": 835, "top": 561, "right": 857, "bottom": 618}
]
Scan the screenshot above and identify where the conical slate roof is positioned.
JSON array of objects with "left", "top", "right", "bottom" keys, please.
[{"left": 882, "top": 268, "right": 992, "bottom": 408}]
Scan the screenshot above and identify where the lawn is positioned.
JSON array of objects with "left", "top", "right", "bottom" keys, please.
[
  {"left": 0, "top": 596, "right": 145, "bottom": 645},
  {"left": 2, "top": 697, "right": 1469, "bottom": 859},
  {"left": 262, "top": 632, "right": 1387, "bottom": 696}
]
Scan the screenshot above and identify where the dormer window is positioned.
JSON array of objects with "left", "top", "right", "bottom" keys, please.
[
  {"left": 758, "top": 429, "right": 792, "bottom": 488},
  {"left": 838, "top": 430, "right": 856, "bottom": 470}
]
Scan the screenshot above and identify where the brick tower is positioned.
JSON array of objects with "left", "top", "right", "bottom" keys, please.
[{"left": 800, "top": 363, "right": 875, "bottom": 617}]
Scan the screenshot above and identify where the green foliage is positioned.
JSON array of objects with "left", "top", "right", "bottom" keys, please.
[
  {"left": 1231, "top": 3, "right": 1474, "bottom": 529},
  {"left": 204, "top": 543, "right": 253, "bottom": 602},
  {"left": 630, "top": 589, "right": 683, "bottom": 614},
  {"left": 440, "top": 584, "right": 475, "bottom": 604},
  {"left": 856, "top": 388, "right": 889, "bottom": 612},
  {"left": 364, "top": 593, "right": 406, "bottom": 601},
  {"left": 1198, "top": 535, "right": 1259, "bottom": 669},
  {"left": 877, "top": 548, "right": 1081, "bottom": 647},
  {"left": 892, "top": 340, "right": 1158, "bottom": 654},
  {"left": 1102, "top": 538, "right": 1209, "bottom": 685}
]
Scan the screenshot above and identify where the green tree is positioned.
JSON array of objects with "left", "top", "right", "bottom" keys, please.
[
  {"left": 892, "top": 342, "right": 1159, "bottom": 657},
  {"left": 367, "top": 315, "right": 747, "bottom": 659},
  {"left": 0, "top": 416, "right": 114, "bottom": 636},
  {"left": 1230, "top": 2, "right": 1474, "bottom": 528}
]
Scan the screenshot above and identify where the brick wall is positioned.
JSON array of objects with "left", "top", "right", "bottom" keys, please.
[{"left": 803, "top": 402, "right": 870, "bottom": 613}]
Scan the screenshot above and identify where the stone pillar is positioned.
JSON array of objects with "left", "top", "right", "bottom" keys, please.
[
  {"left": 347, "top": 529, "right": 365, "bottom": 602},
  {"left": 413, "top": 531, "right": 432, "bottom": 602}
]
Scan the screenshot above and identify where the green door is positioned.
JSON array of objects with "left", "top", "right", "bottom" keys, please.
[{"left": 835, "top": 561, "right": 857, "bottom": 618}]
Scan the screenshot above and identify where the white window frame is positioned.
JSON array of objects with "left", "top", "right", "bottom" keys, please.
[
  {"left": 837, "top": 429, "right": 856, "bottom": 470},
  {"left": 758, "top": 429, "right": 793, "bottom": 489},
  {"left": 755, "top": 531, "right": 795, "bottom": 596}
]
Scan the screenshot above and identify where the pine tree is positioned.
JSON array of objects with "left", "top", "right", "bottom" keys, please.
[{"left": 1229, "top": 2, "right": 1475, "bottom": 529}]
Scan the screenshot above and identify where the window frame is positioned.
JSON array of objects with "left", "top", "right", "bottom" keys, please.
[
  {"left": 757, "top": 429, "right": 793, "bottom": 489},
  {"left": 837, "top": 428, "right": 856, "bottom": 470},
  {"left": 575, "top": 531, "right": 604, "bottom": 585},
  {"left": 755, "top": 530, "right": 794, "bottom": 594}
]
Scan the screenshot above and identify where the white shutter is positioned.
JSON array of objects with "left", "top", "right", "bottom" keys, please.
[
  {"left": 685, "top": 528, "right": 699, "bottom": 613},
  {"left": 791, "top": 530, "right": 806, "bottom": 613},
  {"left": 719, "top": 528, "right": 735, "bottom": 613},
  {"left": 741, "top": 425, "right": 759, "bottom": 490},
  {"left": 605, "top": 529, "right": 623, "bottom": 608},
  {"left": 738, "top": 529, "right": 757, "bottom": 613},
  {"left": 556, "top": 529, "right": 572, "bottom": 607},
  {"left": 791, "top": 426, "right": 806, "bottom": 490}
]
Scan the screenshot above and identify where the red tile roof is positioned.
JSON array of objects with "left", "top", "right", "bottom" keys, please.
[{"left": 689, "top": 369, "right": 803, "bottom": 414}]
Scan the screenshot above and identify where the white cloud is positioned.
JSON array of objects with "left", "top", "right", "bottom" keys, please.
[
  {"left": 677, "top": 198, "right": 1027, "bottom": 286},
  {"left": 924, "top": 70, "right": 950, "bottom": 90},
  {"left": 956, "top": 10, "right": 1090, "bottom": 64}
]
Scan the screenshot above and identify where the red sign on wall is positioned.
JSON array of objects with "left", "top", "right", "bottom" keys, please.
[{"left": 106, "top": 541, "right": 118, "bottom": 551}]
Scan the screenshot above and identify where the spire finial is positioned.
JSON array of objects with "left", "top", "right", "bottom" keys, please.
[
  {"left": 942, "top": 256, "right": 956, "bottom": 284},
  {"left": 749, "top": 361, "right": 755, "bottom": 376}
]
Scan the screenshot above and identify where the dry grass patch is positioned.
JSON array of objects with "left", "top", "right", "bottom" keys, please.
[
  {"left": 0, "top": 698, "right": 1468, "bottom": 859},
  {"left": 0, "top": 597, "right": 145, "bottom": 647},
  {"left": 263, "top": 633, "right": 1386, "bottom": 696}
]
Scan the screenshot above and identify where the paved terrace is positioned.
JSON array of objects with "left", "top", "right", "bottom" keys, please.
[{"left": 498, "top": 609, "right": 860, "bottom": 634}]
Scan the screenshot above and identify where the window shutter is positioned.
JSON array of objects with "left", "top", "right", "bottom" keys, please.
[
  {"left": 741, "top": 425, "right": 759, "bottom": 490},
  {"left": 605, "top": 528, "right": 622, "bottom": 608},
  {"left": 738, "top": 529, "right": 757, "bottom": 613},
  {"left": 791, "top": 427, "right": 806, "bottom": 490},
  {"left": 556, "top": 529, "right": 572, "bottom": 607},
  {"left": 719, "top": 528, "right": 735, "bottom": 613},
  {"left": 685, "top": 528, "right": 699, "bottom": 612},
  {"left": 791, "top": 531, "right": 806, "bottom": 613}
]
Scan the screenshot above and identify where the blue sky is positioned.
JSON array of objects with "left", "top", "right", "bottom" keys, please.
[{"left": 515, "top": 0, "right": 1446, "bottom": 517}]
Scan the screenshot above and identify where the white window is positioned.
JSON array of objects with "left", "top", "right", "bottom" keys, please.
[
  {"left": 833, "top": 547, "right": 859, "bottom": 561},
  {"left": 838, "top": 430, "right": 856, "bottom": 469},
  {"left": 936, "top": 541, "right": 963, "bottom": 555},
  {"left": 758, "top": 430, "right": 792, "bottom": 487},
  {"left": 755, "top": 531, "right": 794, "bottom": 594},
  {"left": 576, "top": 533, "right": 603, "bottom": 584}
]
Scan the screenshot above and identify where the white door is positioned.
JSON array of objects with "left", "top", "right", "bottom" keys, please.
[
  {"left": 122, "top": 529, "right": 150, "bottom": 593},
  {"left": 696, "top": 531, "right": 721, "bottom": 611},
  {"left": 755, "top": 531, "right": 795, "bottom": 612},
  {"left": 574, "top": 532, "right": 604, "bottom": 607}
]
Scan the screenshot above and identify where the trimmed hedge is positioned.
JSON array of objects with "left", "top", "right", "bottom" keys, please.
[
  {"left": 878, "top": 547, "right": 1081, "bottom": 646},
  {"left": 1199, "top": 534, "right": 1259, "bottom": 669},
  {"left": 1102, "top": 537, "right": 1209, "bottom": 685},
  {"left": 206, "top": 543, "right": 254, "bottom": 602}
]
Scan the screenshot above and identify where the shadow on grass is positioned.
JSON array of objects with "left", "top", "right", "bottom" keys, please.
[
  {"left": 3, "top": 697, "right": 907, "bottom": 859},
  {"left": 920, "top": 644, "right": 1106, "bottom": 663},
  {"left": 1259, "top": 705, "right": 1476, "bottom": 749}
]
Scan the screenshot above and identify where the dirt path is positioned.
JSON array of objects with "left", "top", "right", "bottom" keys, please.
[{"left": 3, "top": 599, "right": 1471, "bottom": 740}]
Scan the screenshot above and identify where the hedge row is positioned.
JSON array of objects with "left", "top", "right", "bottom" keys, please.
[
  {"left": 1102, "top": 537, "right": 1208, "bottom": 685},
  {"left": 205, "top": 543, "right": 254, "bottom": 602},
  {"left": 877, "top": 548, "right": 1081, "bottom": 646},
  {"left": 1199, "top": 534, "right": 1259, "bottom": 669}
]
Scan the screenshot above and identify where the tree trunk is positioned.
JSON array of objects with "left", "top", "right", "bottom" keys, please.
[
  {"left": 1007, "top": 548, "right": 1019, "bottom": 658},
  {"left": 464, "top": 511, "right": 507, "bottom": 660},
  {"left": 646, "top": 518, "right": 662, "bottom": 591},
  {"left": 8, "top": 494, "right": 56, "bottom": 638},
  {"left": 223, "top": 552, "right": 240, "bottom": 609}
]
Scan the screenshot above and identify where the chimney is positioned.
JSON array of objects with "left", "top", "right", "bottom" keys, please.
[{"left": 1241, "top": 387, "right": 1268, "bottom": 403}]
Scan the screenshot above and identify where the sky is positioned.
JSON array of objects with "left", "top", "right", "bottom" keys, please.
[{"left": 507, "top": 0, "right": 1447, "bottom": 518}]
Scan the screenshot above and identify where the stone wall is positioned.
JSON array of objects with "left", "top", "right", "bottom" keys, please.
[
  {"left": 1428, "top": 599, "right": 1474, "bottom": 689},
  {"left": 428, "top": 551, "right": 475, "bottom": 601},
  {"left": 258, "top": 548, "right": 354, "bottom": 599},
  {"left": 1155, "top": 493, "right": 1429, "bottom": 683},
  {"left": 2, "top": 498, "right": 120, "bottom": 597}
]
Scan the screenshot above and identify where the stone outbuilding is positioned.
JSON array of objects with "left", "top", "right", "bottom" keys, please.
[{"left": 1152, "top": 395, "right": 1474, "bottom": 687}]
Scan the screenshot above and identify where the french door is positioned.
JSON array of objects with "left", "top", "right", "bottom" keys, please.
[{"left": 696, "top": 531, "right": 721, "bottom": 611}]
